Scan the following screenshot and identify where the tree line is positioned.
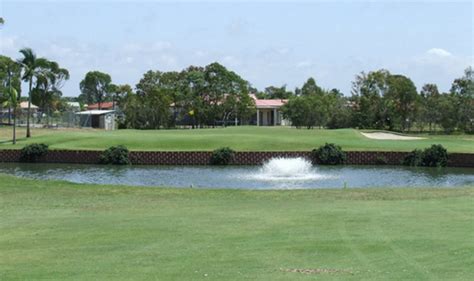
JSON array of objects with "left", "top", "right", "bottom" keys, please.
[
  {"left": 78, "top": 63, "right": 255, "bottom": 129},
  {"left": 0, "top": 49, "right": 69, "bottom": 143},
  {"left": 1, "top": 47, "right": 473, "bottom": 145},
  {"left": 78, "top": 65, "right": 472, "bottom": 133},
  {"left": 281, "top": 68, "right": 473, "bottom": 133}
]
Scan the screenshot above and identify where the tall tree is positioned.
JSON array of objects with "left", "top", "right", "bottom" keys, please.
[
  {"left": 282, "top": 79, "right": 344, "bottom": 129},
  {"left": 32, "top": 60, "right": 69, "bottom": 125},
  {"left": 385, "top": 74, "right": 418, "bottom": 132},
  {"left": 420, "top": 83, "right": 441, "bottom": 132},
  {"left": 109, "top": 84, "right": 132, "bottom": 110},
  {"left": 450, "top": 67, "right": 474, "bottom": 133},
  {"left": 326, "top": 89, "right": 352, "bottom": 129},
  {"left": 281, "top": 96, "right": 314, "bottom": 129},
  {"left": 301, "top": 77, "right": 324, "bottom": 96},
  {"left": 203, "top": 62, "right": 250, "bottom": 126},
  {"left": 18, "top": 48, "right": 50, "bottom": 138},
  {"left": 438, "top": 93, "right": 458, "bottom": 133},
  {"left": 0, "top": 56, "right": 21, "bottom": 143},
  {"left": 351, "top": 69, "right": 390, "bottom": 129},
  {"left": 121, "top": 87, "right": 172, "bottom": 129},
  {"left": 260, "top": 85, "right": 292, "bottom": 99},
  {"left": 180, "top": 66, "right": 207, "bottom": 127},
  {"left": 79, "top": 71, "right": 112, "bottom": 110},
  {"left": 135, "top": 70, "right": 162, "bottom": 97}
]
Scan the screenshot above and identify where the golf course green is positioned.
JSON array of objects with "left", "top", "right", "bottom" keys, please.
[{"left": 1, "top": 126, "right": 473, "bottom": 152}]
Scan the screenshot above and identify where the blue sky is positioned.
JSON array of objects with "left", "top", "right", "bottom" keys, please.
[{"left": 1, "top": 0, "right": 472, "bottom": 97}]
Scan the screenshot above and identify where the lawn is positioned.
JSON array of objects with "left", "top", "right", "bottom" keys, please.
[
  {"left": 1, "top": 174, "right": 473, "bottom": 280},
  {"left": 0, "top": 126, "right": 473, "bottom": 152}
]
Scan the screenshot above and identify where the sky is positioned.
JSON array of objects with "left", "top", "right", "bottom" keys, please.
[{"left": 1, "top": 0, "right": 473, "bottom": 97}]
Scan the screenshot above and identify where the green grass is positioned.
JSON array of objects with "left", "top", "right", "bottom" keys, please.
[
  {"left": 1, "top": 126, "right": 473, "bottom": 152},
  {"left": 1, "top": 174, "right": 473, "bottom": 280}
]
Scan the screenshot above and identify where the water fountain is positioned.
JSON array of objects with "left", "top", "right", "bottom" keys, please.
[{"left": 251, "top": 157, "right": 330, "bottom": 181}]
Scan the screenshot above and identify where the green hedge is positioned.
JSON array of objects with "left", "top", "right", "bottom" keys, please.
[
  {"left": 312, "top": 143, "right": 346, "bottom": 165},
  {"left": 100, "top": 145, "right": 130, "bottom": 165},
  {"left": 210, "top": 147, "right": 235, "bottom": 165},
  {"left": 20, "top": 143, "right": 49, "bottom": 163},
  {"left": 403, "top": 145, "right": 448, "bottom": 167}
]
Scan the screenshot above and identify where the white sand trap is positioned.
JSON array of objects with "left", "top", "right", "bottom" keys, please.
[{"left": 360, "top": 132, "right": 425, "bottom": 140}]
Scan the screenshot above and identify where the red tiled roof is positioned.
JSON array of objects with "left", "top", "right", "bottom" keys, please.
[
  {"left": 20, "top": 101, "right": 39, "bottom": 109},
  {"left": 250, "top": 94, "right": 287, "bottom": 108},
  {"left": 254, "top": 99, "right": 287, "bottom": 107},
  {"left": 87, "top": 102, "right": 115, "bottom": 110}
]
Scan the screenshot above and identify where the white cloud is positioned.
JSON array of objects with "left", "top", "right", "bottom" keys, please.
[
  {"left": 151, "top": 41, "right": 173, "bottom": 51},
  {"left": 0, "top": 35, "right": 19, "bottom": 53},
  {"left": 386, "top": 48, "right": 472, "bottom": 93},
  {"left": 276, "top": 48, "right": 290, "bottom": 56},
  {"left": 159, "top": 54, "right": 177, "bottom": 67},
  {"left": 426, "top": 48, "right": 453, "bottom": 57},
  {"left": 194, "top": 50, "right": 208, "bottom": 58},
  {"left": 296, "top": 60, "right": 313, "bottom": 68},
  {"left": 412, "top": 48, "right": 464, "bottom": 67},
  {"left": 221, "top": 55, "right": 241, "bottom": 67}
]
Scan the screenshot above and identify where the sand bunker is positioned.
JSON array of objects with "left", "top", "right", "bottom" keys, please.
[{"left": 360, "top": 132, "right": 425, "bottom": 140}]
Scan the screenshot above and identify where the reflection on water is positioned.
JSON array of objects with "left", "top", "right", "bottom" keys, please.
[{"left": 0, "top": 162, "right": 472, "bottom": 190}]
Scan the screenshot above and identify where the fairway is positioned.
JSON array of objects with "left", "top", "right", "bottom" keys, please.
[
  {"left": 0, "top": 126, "right": 473, "bottom": 153},
  {"left": 1, "top": 174, "right": 473, "bottom": 280}
]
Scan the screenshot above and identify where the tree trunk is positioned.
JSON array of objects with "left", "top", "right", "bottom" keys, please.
[
  {"left": 46, "top": 107, "right": 50, "bottom": 127},
  {"left": 13, "top": 107, "right": 16, "bottom": 144},
  {"left": 26, "top": 78, "right": 32, "bottom": 138}
]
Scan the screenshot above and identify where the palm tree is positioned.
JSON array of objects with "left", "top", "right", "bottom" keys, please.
[
  {"left": 1, "top": 63, "right": 20, "bottom": 144},
  {"left": 33, "top": 61, "right": 69, "bottom": 126},
  {"left": 18, "top": 48, "right": 49, "bottom": 137},
  {"left": 0, "top": 56, "right": 21, "bottom": 144},
  {"left": 3, "top": 86, "right": 19, "bottom": 144}
]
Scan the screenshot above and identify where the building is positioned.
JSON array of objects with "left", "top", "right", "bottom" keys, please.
[
  {"left": 86, "top": 101, "right": 117, "bottom": 110},
  {"left": 251, "top": 94, "right": 289, "bottom": 126},
  {"left": 19, "top": 101, "right": 39, "bottom": 113},
  {"left": 66, "top": 102, "right": 81, "bottom": 112},
  {"left": 75, "top": 110, "right": 116, "bottom": 130}
]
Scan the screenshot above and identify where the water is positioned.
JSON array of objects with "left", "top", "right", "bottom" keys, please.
[{"left": 0, "top": 157, "right": 472, "bottom": 189}]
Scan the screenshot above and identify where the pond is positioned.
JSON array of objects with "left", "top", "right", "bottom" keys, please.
[{"left": 1, "top": 157, "right": 473, "bottom": 189}]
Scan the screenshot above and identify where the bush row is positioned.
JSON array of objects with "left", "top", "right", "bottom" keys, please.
[
  {"left": 403, "top": 144, "right": 448, "bottom": 167},
  {"left": 16, "top": 143, "right": 449, "bottom": 167},
  {"left": 18, "top": 143, "right": 131, "bottom": 165}
]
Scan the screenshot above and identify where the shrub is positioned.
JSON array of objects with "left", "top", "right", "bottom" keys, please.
[
  {"left": 210, "top": 147, "right": 235, "bottom": 165},
  {"left": 403, "top": 145, "right": 448, "bottom": 167},
  {"left": 20, "top": 143, "right": 49, "bottom": 163},
  {"left": 100, "top": 145, "right": 130, "bottom": 165},
  {"left": 312, "top": 143, "right": 346, "bottom": 165},
  {"left": 402, "top": 149, "right": 424, "bottom": 166},
  {"left": 422, "top": 144, "right": 448, "bottom": 167}
]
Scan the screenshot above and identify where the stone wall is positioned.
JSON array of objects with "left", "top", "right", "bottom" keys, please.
[{"left": 0, "top": 149, "right": 472, "bottom": 167}]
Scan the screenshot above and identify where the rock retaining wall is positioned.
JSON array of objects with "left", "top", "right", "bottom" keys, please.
[{"left": 0, "top": 149, "right": 472, "bottom": 167}]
